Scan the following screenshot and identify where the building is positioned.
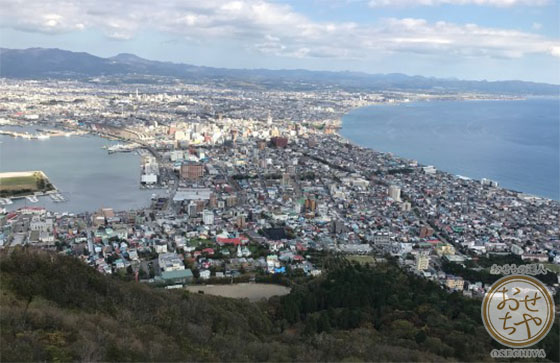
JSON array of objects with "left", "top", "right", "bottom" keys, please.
[
  {"left": 29, "top": 216, "right": 53, "bottom": 232},
  {"left": 173, "top": 188, "right": 212, "bottom": 203},
  {"left": 445, "top": 275, "right": 464, "bottom": 291},
  {"left": 339, "top": 244, "right": 372, "bottom": 254},
  {"left": 187, "top": 202, "right": 198, "bottom": 216},
  {"left": 304, "top": 198, "right": 317, "bottom": 212},
  {"left": 422, "top": 165, "right": 436, "bottom": 174},
  {"left": 481, "top": 178, "right": 499, "bottom": 187},
  {"left": 158, "top": 253, "right": 185, "bottom": 272},
  {"left": 401, "top": 201, "right": 411, "bottom": 212},
  {"left": 388, "top": 185, "right": 401, "bottom": 202},
  {"left": 225, "top": 195, "right": 237, "bottom": 208},
  {"left": 157, "top": 269, "right": 193, "bottom": 285},
  {"left": 199, "top": 270, "right": 211, "bottom": 279},
  {"left": 92, "top": 208, "right": 114, "bottom": 226},
  {"left": 419, "top": 226, "right": 434, "bottom": 239},
  {"left": 270, "top": 137, "right": 288, "bottom": 148},
  {"left": 202, "top": 210, "right": 214, "bottom": 225},
  {"left": 511, "top": 244, "right": 524, "bottom": 255},
  {"left": 444, "top": 255, "right": 466, "bottom": 264},
  {"left": 332, "top": 220, "right": 346, "bottom": 234},
  {"left": 436, "top": 243, "right": 456, "bottom": 256},
  {"left": 216, "top": 235, "right": 249, "bottom": 246},
  {"left": 169, "top": 150, "right": 184, "bottom": 161},
  {"left": 416, "top": 253, "right": 430, "bottom": 271},
  {"left": 281, "top": 173, "right": 290, "bottom": 186},
  {"left": 236, "top": 215, "right": 246, "bottom": 228},
  {"left": 180, "top": 163, "right": 205, "bottom": 180},
  {"left": 141, "top": 174, "right": 157, "bottom": 184},
  {"left": 371, "top": 233, "right": 390, "bottom": 246}
]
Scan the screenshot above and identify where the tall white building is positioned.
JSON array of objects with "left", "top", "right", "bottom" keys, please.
[
  {"left": 388, "top": 185, "right": 401, "bottom": 202},
  {"left": 202, "top": 210, "right": 214, "bottom": 225},
  {"left": 401, "top": 201, "right": 411, "bottom": 212},
  {"left": 422, "top": 165, "right": 436, "bottom": 174},
  {"left": 481, "top": 178, "right": 499, "bottom": 187}
]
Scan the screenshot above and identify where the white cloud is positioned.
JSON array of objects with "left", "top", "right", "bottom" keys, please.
[
  {"left": 368, "top": 0, "right": 550, "bottom": 7},
  {"left": 0, "top": 0, "right": 558, "bottom": 60},
  {"left": 550, "top": 46, "right": 560, "bottom": 57}
]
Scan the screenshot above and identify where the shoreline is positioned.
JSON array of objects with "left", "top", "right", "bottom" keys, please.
[{"left": 336, "top": 98, "right": 559, "bottom": 202}]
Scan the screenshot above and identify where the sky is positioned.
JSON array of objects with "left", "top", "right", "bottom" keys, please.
[{"left": 0, "top": 0, "right": 559, "bottom": 83}]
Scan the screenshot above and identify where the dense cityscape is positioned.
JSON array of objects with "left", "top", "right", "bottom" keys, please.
[
  {"left": 1, "top": 0, "right": 559, "bottom": 358},
  {"left": 1, "top": 78, "right": 558, "bottom": 299}
]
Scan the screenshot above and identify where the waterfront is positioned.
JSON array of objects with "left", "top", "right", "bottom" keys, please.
[
  {"left": 341, "top": 98, "right": 560, "bottom": 200},
  {"left": 0, "top": 127, "right": 153, "bottom": 213}
]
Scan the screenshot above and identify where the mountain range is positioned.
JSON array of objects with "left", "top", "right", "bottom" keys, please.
[{"left": 0, "top": 47, "right": 558, "bottom": 94}]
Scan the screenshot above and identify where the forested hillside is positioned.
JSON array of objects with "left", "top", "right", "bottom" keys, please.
[{"left": 0, "top": 248, "right": 557, "bottom": 361}]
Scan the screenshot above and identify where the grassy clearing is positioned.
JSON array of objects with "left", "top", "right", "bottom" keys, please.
[
  {"left": 345, "top": 255, "right": 376, "bottom": 265},
  {"left": 0, "top": 171, "right": 54, "bottom": 197},
  {"left": 0, "top": 175, "right": 37, "bottom": 190}
]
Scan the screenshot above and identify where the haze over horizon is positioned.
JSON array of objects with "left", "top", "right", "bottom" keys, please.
[{"left": 0, "top": 0, "right": 559, "bottom": 84}]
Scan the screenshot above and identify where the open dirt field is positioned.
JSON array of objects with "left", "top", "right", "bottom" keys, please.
[{"left": 185, "top": 283, "right": 291, "bottom": 302}]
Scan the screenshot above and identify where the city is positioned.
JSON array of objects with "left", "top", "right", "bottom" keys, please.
[
  {"left": 0, "top": 79, "right": 558, "bottom": 298},
  {"left": 1, "top": 0, "right": 559, "bottom": 360}
]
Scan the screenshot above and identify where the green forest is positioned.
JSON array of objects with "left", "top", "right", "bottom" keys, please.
[{"left": 0, "top": 248, "right": 558, "bottom": 362}]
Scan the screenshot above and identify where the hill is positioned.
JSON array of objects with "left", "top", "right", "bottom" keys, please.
[
  {"left": 0, "top": 248, "right": 558, "bottom": 361},
  {"left": 1, "top": 47, "right": 558, "bottom": 94}
]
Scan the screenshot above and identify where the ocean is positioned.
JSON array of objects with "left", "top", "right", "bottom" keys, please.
[{"left": 340, "top": 98, "right": 559, "bottom": 200}]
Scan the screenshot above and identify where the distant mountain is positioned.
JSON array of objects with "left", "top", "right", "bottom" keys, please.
[
  {"left": 0, "top": 48, "right": 130, "bottom": 77},
  {"left": 1, "top": 47, "right": 558, "bottom": 94}
]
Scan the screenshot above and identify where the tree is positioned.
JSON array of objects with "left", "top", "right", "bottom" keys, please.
[
  {"left": 317, "top": 312, "right": 331, "bottom": 333},
  {"left": 303, "top": 316, "right": 317, "bottom": 336}
]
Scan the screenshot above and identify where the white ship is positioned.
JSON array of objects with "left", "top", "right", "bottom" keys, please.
[
  {"left": 0, "top": 198, "right": 13, "bottom": 205},
  {"left": 49, "top": 193, "right": 66, "bottom": 203},
  {"left": 107, "top": 143, "right": 140, "bottom": 154},
  {"left": 26, "top": 195, "right": 39, "bottom": 203}
]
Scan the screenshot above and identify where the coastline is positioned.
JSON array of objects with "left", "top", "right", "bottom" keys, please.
[{"left": 336, "top": 98, "right": 559, "bottom": 202}]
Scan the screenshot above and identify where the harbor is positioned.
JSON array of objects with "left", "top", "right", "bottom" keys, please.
[
  {"left": 0, "top": 191, "right": 67, "bottom": 206},
  {"left": 0, "top": 128, "right": 87, "bottom": 139},
  {"left": 0, "top": 129, "right": 153, "bottom": 213}
]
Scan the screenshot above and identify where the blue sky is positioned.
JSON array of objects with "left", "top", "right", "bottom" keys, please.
[{"left": 1, "top": 0, "right": 558, "bottom": 83}]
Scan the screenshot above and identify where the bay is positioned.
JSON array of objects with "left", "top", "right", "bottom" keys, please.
[
  {"left": 0, "top": 127, "right": 154, "bottom": 213},
  {"left": 341, "top": 98, "right": 560, "bottom": 200}
]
